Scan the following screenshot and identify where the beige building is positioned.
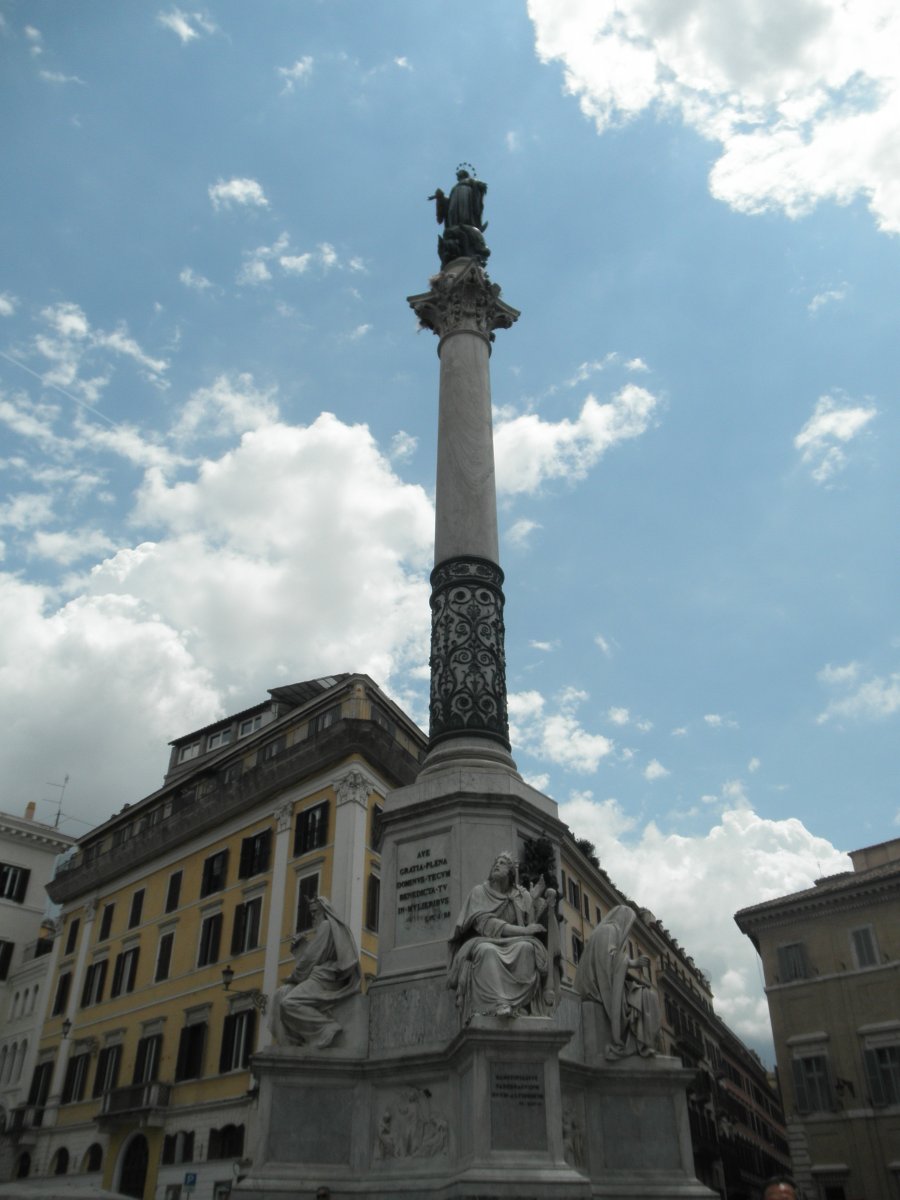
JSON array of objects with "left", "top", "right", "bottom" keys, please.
[
  {"left": 0, "top": 805, "right": 76, "bottom": 1181},
  {"left": 736, "top": 836, "right": 900, "bottom": 1199}
]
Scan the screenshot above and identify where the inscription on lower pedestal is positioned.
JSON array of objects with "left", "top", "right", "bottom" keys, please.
[
  {"left": 395, "top": 834, "right": 452, "bottom": 946},
  {"left": 490, "top": 1061, "right": 547, "bottom": 1152}
]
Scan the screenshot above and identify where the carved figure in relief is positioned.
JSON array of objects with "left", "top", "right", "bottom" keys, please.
[
  {"left": 562, "top": 1106, "right": 585, "bottom": 1169},
  {"left": 448, "top": 851, "right": 561, "bottom": 1023},
  {"left": 574, "top": 904, "right": 661, "bottom": 1059},
  {"left": 428, "top": 164, "right": 490, "bottom": 267},
  {"left": 374, "top": 1087, "right": 448, "bottom": 1160},
  {"left": 268, "top": 896, "right": 360, "bottom": 1049}
]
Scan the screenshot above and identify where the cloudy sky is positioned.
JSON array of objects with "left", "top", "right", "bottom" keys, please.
[{"left": 2, "top": 1, "right": 898, "bottom": 1058}]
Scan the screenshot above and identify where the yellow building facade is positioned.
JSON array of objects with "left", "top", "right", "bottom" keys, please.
[{"left": 17, "top": 675, "right": 424, "bottom": 1199}]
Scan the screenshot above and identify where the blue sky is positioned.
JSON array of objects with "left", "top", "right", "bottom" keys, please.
[{"left": 2, "top": 1, "right": 898, "bottom": 1055}]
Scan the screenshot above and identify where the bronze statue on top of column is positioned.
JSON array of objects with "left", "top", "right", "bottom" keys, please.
[{"left": 428, "top": 164, "right": 490, "bottom": 267}]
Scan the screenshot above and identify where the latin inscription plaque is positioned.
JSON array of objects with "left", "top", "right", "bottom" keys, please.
[
  {"left": 395, "top": 833, "right": 452, "bottom": 945},
  {"left": 490, "top": 1061, "right": 546, "bottom": 1151}
]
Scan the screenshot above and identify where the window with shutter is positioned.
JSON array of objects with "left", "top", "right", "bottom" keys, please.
[
  {"left": 165, "top": 871, "right": 183, "bottom": 913},
  {"left": 864, "top": 1044, "right": 900, "bottom": 1107},
  {"left": 294, "top": 802, "right": 329, "bottom": 856},
  {"left": 230, "top": 898, "right": 262, "bottom": 956},
  {"left": 156, "top": 931, "right": 175, "bottom": 982},
  {"left": 851, "top": 926, "right": 878, "bottom": 969},
  {"left": 0, "top": 862, "right": 30, "bottom": 902},
  {"left": 198, "top": 913, "right": 223, "bottom": 966},
  {"left": 98, "top": 904, "right": 115, "bottom": 942},
  {"left": 81, "top": 960, "right": 108, "bottom": 1007},
  {"left": 52, "top": 972, "right": 71, "bottom": 1016},
  {"left": 776, "top": 942, "right": 809, "bottom": 982},
  {"left": 92, "top": 1045, "right": 121, "bottom": 1097},
  {"left": 61, "top": 1052, "right": 90, "bottom": 1103},
  {"left": 132, "top": 1033, "right": 162, "bottom": 1084},
  {"left": 791, "top": 1054, "right": 832, "bottom": 1113},
  {"left": 219, "top": 1010, "right": 256, "bottom": 1073},
  {"left": 0, "top": 940, "right": 13, "bottom": 980},
  {"left": 129, "top": 891, "right": 145, "bottom": 929},
  {"left": 238, "top": 830, "right": 271, "bottom": 878},
  {"left": 111, "top": 946, "right": 140, "bottom": 998},
  {"left": 175, "top": 1023, "right": 207, "bottom": 1081},
  {"left": 201, "top": 851, "right": 229, "bottom": 898},
  {"left": 64, "top": 918, "right": 80, "bottom": 956},
  {"left": 296, "top": 874, "right": 319, "bottom": 932}
]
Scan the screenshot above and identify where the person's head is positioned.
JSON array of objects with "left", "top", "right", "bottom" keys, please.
[
  {"left": 762, "top": 1178, "right": 797, "bottom": 1200},
  {"left": 489, "top": 852, "right": 516, "bottom": 888}
]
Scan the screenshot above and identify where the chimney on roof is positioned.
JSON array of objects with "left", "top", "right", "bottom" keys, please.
[{"left": 25, "top": 801, "right": 36, "bottom": 821}]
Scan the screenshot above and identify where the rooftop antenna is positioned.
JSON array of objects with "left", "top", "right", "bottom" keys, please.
[{"left": 45, "top": 774, "right": 69, "bottom": 828}]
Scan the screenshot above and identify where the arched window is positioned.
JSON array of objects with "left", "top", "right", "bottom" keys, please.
[
  {"left": 208, "top": 1123, "right": 244, "bottom": 1159},
  {"left": 83, "top": 1144, "right": 103, "bottom": 1172},
  {"left": 16, "top": 1152, "right": 31, "bottom": 1179},
  {"left": 11, "top": 992, "right": 21, "bottom": 1020},
  {"left": 52, "top": 1147, "right": 70, "bottom": 1175}
]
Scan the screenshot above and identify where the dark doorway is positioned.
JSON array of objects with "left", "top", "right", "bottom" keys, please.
[{"left": 119, "top": 1134, "right": 149, "bottom": 1199}]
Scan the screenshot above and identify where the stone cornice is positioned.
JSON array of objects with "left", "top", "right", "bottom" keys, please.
[{"left": 735, "top": 865, "right": 900, "bottom": 935}]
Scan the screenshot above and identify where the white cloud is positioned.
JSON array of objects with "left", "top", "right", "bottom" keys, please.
[
  {"left": 24, "top": 25, "right": 42, "bottom": 55},
  {"left": 644, "top": 758, "right": 669, "bottom": 781},
  {"left": 529, "top": 639, "right": 558, "bottom": 653},
  {"left": 394, "top": 56, "right": 412, "bottom": 71},
  {"left": 347, "top": 324, "right": 371, "bottom": 341},
  {"left": 39, "top": 70, "right": 85, "bottom": 85},
  {"left": 0, "top": 294, "right": 17, "bottom": 317},
  {"left": 277, "top": 56, "right": 314, "bottom": 92},
  {"left": 795, "top": 394, "right": 877, "bottom": 483},
  {"left": 506, "top": 131, "right": 521, "bottom": 152},
  {"left": 509, "top": 687, "right": 614, "bottom": 772},
  {"left": 506, "top": 517, "right": 541, "bottom": 548},
  {"left": 561, "top": 791, "right": 850, "bottom": 1051},
  {"left": 608, "top": 706, "right": 630, "bottom": 726},
  {"left": 808, "top": 284, "right": 848, "bottom": 312},
  {"left": 279, "top": 254, "right": 312, "bottom": 275},
  {"left": 179, "top": 267, "right": 213, "bottom": 291},
  {"left": 171, "top": 373, "right": 279, "bottom": 442},
  {"left": 494, "top": 384, "right": 658, "bottom": 495},
  {"left": 208, "top": 177, "right": 269, "bottom": 211},
  {"left": 0, "top": 408, "right": 436, "bottom": 827},
  {"left": 158, "top": 9, "right": 216, "bottom": 44},
  {"left": 238, "top": 258, "right": 272, "bottom": 286},
  {"left": 389, "top": 431, "right": 418, "bottom": 462},
  {"left": 748, "top": 756, "right": 761, "bottom": 773},
  {"left": 817, "top": 662, "right": 900, "bottom": 723},
  {"left": 32, "top": 301, "right": 167, "bottom": 405},
  {"left": 527, "top": 0, "right": 900, "bottom": 235},
  {"left": 594, "top": 633, "right": 612, "bottom": 656},
  {"left": 704, "top": 712, "right": 738, "bottom": 729},
  {"left": 0, "top": 493, "right": 55, "bottom": 531},
  {"left": 624, "top": 357, "right": 649, "bottom": 372},
  {"left": 29, "top": 528, "right": 116, "bottom": 565},
  {"left": 318, "top": 243, "right": 338, "bottom": 270},
  {"left": 818, "top": 660, "right": 860, "bottom": 686}
]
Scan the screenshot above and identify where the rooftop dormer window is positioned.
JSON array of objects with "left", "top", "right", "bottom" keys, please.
[
  {"left": 178, "top": 741, "right": 200, "bottom": 764},
  {"left": 207, "top": 729, "right": 232, "bottom": 751}
]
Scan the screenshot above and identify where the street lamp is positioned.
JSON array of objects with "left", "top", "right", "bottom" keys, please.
[{"left": 221, "top": 965, "right": 267, "bottom": 1012}]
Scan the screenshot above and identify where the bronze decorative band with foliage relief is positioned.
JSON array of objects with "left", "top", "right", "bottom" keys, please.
[{"left": 428, "top": 556, "right": 510, "bottom": 749}]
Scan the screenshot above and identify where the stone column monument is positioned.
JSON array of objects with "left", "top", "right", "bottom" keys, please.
[{"left": 239, "top": 168, "right": 714, "bottom": 1200}]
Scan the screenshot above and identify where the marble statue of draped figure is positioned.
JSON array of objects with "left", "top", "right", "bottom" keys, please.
[
  {"left": 269, "top": 895, "right": 360, "bottom": 1049},
  {"left": 448, "top": 851, "right": 560, "bottom": 1023},
  {"left": 574, "top": 904, "right": 660, "bottom": 1059}
]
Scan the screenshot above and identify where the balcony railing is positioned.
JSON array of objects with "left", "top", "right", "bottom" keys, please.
[
  {"left": 8, "top": 1105, "right": 45, "bottom": 1133},
  {"left": 100, "top": 1082, "right": 171, "bottom": 1117}
]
